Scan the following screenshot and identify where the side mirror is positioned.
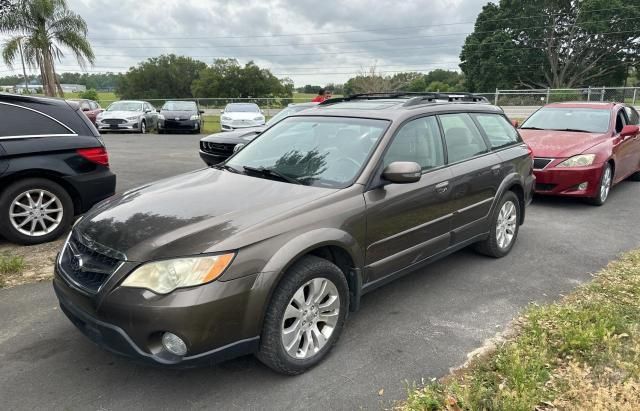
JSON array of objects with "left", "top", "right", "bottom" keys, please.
[
  {"left": 381, "top": 162, "right": 422, "bottom": 184},
  {"left": 82, "top": 107, "right": 90, "bottom": 112},
  {"left": 199, "top": 110, "right": 205, "bottom": 114},
  {"left": 233, "top": 143, "right": 245, "bottom": 153},
  {"left": 511, "top": 119, "right": 519, "bottom": 128},
  {"left": 620, "top": 125, "right": 639, "bottom": 137},
  {"left": 156, "top": 108, "right": 161, "bottom": 113},
  {"left": 144, "top": 109, "right": 151, "bottom": 113},
  {"left": 220, "top": 109, "right": 224, "bottom": 114}
]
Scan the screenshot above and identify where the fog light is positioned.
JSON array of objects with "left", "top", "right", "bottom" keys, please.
[
  {"left": 162, "top": 332, "right": 187, "bottom": 356},
  {"left": 578, "top": 182, "right": 588, "bottom": 191}
]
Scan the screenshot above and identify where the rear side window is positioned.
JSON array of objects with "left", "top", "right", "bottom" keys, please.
[
  {"left": 439, "top": 113, "right": 488, "bottom": 163},
  {"left": 472, "top": 113, "right": 520, "bottom": 149},
  {"left": 79, "top": 101, "right": 91, "bottom": 111},
  {"left": 0, "top": 104, "right": 72, "bottom": 137}
]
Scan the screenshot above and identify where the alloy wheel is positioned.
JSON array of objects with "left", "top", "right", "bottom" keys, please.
[
  {"left": 600, "top": 166, "right": 612, "bottom": 203},
  {"left": 496, "top": 200, "right": 517, "bottom": 249},
  {"left": 141, "top": 121, "right": 147, "bottom": 134},
  {"left": 281, "top": 277, "right": 340, "bottom": 360},
  {"left": 9, "top": 189, "right": 63, "bottom": 237}
]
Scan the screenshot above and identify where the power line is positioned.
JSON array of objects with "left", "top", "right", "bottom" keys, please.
[{"left": 86, "top": 4, "right": 640, "bottom": 41}]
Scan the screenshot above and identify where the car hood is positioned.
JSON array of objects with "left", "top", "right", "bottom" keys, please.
[
  {"left": 161, "top": 110, "right": 196, "bottom": 118},
  {"left": 201, "top": 127, "right": 264, "bottom": 144},
  {"left": 222, "top": 112, "right": 263, "bottom": 120},
  {"left": 519, "top": 129, "right": 608, "bottom": 158},
  {"left": 100, "top": 110, "right": 141, "bottom": 119},
  {"left": 75, "top": 168, "right": 335, "bottom": 262}
]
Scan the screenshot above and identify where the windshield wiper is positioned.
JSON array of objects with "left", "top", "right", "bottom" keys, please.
[
  {"left": 519, "top": 126, "right": 545, "bottom": 130},
  {"left": 213, "top": 164, "right": 240, "bottom": 173},
  {"left": 242, "top": 166, "right": 303, "bottom": 185}
]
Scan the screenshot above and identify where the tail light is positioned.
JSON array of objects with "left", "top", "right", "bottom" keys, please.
[{"left": 77, "top": 147, "right": 109, "bottom": 167}]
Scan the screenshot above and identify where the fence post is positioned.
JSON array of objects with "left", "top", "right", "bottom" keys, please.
[
  {"left": 587, "top": 87, "right": 591, "bottom": 102},
  {"left": 494, "top": 88, "right": 499, "bottom": 105},
  {"left": 545, "top": 88, "right": 550, "bottom": 104},
  {"left": 633, "top": 88, "right": 637, "bottom": 106},
  {"left": 600, "top": 86, "right": 605, "bottom": 102}
]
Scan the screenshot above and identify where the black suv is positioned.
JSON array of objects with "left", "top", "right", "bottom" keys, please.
[
  {"left": 0, "top": 94, "right": 116, "bottom": 245},
  {"left": 54, "top": 92, "right": 534, "bottom": 374}
]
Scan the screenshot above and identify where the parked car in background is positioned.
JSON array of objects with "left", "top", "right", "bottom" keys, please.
[
  {"left": 54, "top": 92, "right": 533, "bottom": 374},
  {"left": 96, "top": 100, "right": 158, "bottom": 134},
  {"left": 157, "top": 100, "right": 204, "bottom": 134},
  {"left": 519, "top": 102, "right": 640, "bottom": 205},
  {"left": 220, "top": 102, "right": 265, "bottom": 131},
  {"left": 0, "top": 93, "right": 116, "bottom": 245},
  {"left": 200, "top": 102, "right": 318, "bottom": 165},
  {"left": 68, "top": 98, "right": 102, "bottom": 125}
]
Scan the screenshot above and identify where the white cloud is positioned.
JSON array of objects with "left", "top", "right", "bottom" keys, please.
[{"left": 0, "top": 0, "right": 489, "bottom": 86}]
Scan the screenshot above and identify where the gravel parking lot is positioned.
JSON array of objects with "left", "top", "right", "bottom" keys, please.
[{"left": 1, "top": 133, "right": 640, "bottom": 410}]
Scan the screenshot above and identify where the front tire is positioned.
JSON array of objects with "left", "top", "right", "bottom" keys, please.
[
  {"left": 257, "top": 255, "right": 349, "bottom": 375},
  {"left": 475, "top": 191, "right": 520, "bottom": 258},
  {"left": 587, "top": 163, "right": 612, "bottom": 206},
  {"left": 140, "top": 120, "right": 147, "bottom": 134},
  {"left": 0, "top": 178, "right": 74, "bottom": 245}
]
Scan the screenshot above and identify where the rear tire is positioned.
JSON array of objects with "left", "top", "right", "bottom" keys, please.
[
  {"left": 0, "top": 178, "right": 74, "bottom": 245},
  {"left": 474, "top": 191, "right": 520, "bottom": 258},
  {"left": 256, "top": 255, "right": 349, "bottom": 375}
]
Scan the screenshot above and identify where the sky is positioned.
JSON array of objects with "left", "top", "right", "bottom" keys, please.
[{"left": 0, "top": 0, "right": 491, "bottom": 86}]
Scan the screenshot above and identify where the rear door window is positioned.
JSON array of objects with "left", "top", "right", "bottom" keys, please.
[
  {"left": 438, "top": 113, "right": 488, "bottom": 163},
  {"left": 472, "top": 113, "right": 520, "bottom": 149},
  {"left": 0, "top": 104, "right": 72, "bottom": 137}
]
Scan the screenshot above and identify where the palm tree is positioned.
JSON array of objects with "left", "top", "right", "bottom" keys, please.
[{"left": 0, "top": 0, "right": 94, "bottom": 97}]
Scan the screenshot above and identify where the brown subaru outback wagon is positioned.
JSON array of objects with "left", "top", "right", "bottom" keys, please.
[{"left": 54, "top": 93, "right": 535, "bottom": 375}]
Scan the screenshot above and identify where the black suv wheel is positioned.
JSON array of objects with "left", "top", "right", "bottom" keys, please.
[
  {"left": 0, "top": 178, "right": 74, "bottom": 245},
  {"left": 257, "top": 255, "right": 349, "bottom": 375}
]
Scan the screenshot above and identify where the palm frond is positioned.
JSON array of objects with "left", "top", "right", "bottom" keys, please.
[{"left": 1, "top": 35, "right": 22, "bottom": 67}]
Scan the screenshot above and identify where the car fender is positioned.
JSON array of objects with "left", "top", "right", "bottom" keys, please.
[{"left": 490, "top": 172, "right": 527, "bottom": 224}]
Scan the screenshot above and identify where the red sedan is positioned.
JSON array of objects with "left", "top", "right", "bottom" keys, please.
[
  {"left": 68, "top": 98, "right": 103, "bottom": 126},
  {"left": 519, "top": 102, "right": 640, "bottom": 205}
]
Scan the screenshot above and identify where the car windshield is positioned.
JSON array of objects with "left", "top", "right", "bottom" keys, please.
[
  {"left": 266, "top": 105, "right": 310, "bottom": 126},
  {"left": 162, "top": 101, "right": 197, "bottom": 111},
  {"left": 107, "top": 102, "right": 143, "bottom": 112},
  {"left": 226, "top": 103, "right": 260, "bottom": 113},
  {"left": 521, "top": 108, "right": 611, "bottom": 133},
  {"left": 227, "top": 116, "right": 389, "bottom": 188}
]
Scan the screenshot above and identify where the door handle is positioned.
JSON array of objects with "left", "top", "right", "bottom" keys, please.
[
  {"left": 435, "top": 181, "right": 449, "bottom": 193},
  {"left": 491, "top": 164, "right": 501, "bottom": 175}
]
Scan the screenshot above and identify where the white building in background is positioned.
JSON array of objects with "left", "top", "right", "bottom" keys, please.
[{"left": 14, "top": 83, "right": 87, "bottom": 94}]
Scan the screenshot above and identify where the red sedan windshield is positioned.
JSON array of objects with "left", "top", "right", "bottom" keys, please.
[{"left": 521, "top": 108, "right": 611, "bottom": 133}]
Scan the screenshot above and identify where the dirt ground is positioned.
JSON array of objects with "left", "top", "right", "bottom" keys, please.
[{"left": 0, "top": 238, "right": 63, "bottom": 288}]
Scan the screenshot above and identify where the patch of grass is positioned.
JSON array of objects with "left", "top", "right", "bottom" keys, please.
[
  {"left": 202, "top": 115, "right": 221, "bottom": 134},
  {"left": 0, "top": 254, "right": 26, "bottom": 287},
  {"left": 401, "top": 249, "right": 640, "bottom": 410},
  {"left": 64, "top": 91, "right": 117, "bottom": 104}
]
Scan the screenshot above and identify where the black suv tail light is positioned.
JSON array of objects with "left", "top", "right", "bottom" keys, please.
[{"left": 77, "top": 147, "right": 109, "bottom": 167}]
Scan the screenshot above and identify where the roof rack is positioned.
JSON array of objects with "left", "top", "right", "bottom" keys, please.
[{"left": 318, "top": 91, "right": 489, "bottom": 106}]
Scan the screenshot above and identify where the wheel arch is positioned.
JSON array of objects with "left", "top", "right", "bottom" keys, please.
[
  {"left": 493, "top": 173, "right": 526, "bottom": 225},
  {"left": 0, "top": 169, "right": 82, "bottom": 214}
]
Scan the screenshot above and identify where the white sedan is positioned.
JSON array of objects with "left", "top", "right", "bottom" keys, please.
[{"left": 220, "top": 103, "right": 265, "bottom": 131}]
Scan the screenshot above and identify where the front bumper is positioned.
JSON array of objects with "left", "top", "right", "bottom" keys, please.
[
  {"left": 158, "top": 119, "right": 201, "bottom": 132},
  {"left": 533, "top": 163, "right": 603, "bottom": 198},
  {"left": 97, "top": 120, "right": 140, "bottom": 132},
  {"left": 199, "top": 150, "right": 229, "bottom": 166},
  {"left": 53, "top": 266, "right": 262, "bottom": 366},
  {"left": 220, "top": 120, "right": 265, "bottom": 131}
]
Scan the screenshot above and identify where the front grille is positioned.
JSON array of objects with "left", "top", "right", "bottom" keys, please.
[
  {"left": 59, "top": 236, "right": 121, "bottom": 293},
  {"left": 533, "top": 158, "right": 553, "bottom": 169},
  {"left": 201, "top": 141, "right": 236, "bottom": 156},
  {"left": 535, "top": 183, "right": 557, "bottom": 192},
  {"left": 103, "top": 119, "right": 125, "bottom": 125}
]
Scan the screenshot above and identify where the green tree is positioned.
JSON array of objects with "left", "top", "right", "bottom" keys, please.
[
  {"left": 78, "top": 88, "right": 98, "bottom": 101},
  {"left": 0, "top": 0, "right": 94, "bottom": 97},
  {"left": 116, "top": 54, "right": 206, "bottom": 99},
  {"left": 461, "top": 0, "right": 640, "bottom": 91},
  {"left": 191, "top": 59, "right": 293, "bottom": 98}
]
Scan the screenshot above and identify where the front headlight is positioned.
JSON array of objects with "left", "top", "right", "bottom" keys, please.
[
  {"left": 221, "top": 116, "right": 232, "bottom": 121},
  {"left": 190, "top": 115, "right": 200, "bottom": 120},
  {"left": 126, "top": 116, "right": 138, "bottom": 121},
  {"left": 121, "top": 253, "right": 234, "bottom": 294},
  {"left": 557, "top": 154, "right": 596, "bottom": 167},
  {"left": 157, "top": 114, "right": 165, "bottom": 120}
]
